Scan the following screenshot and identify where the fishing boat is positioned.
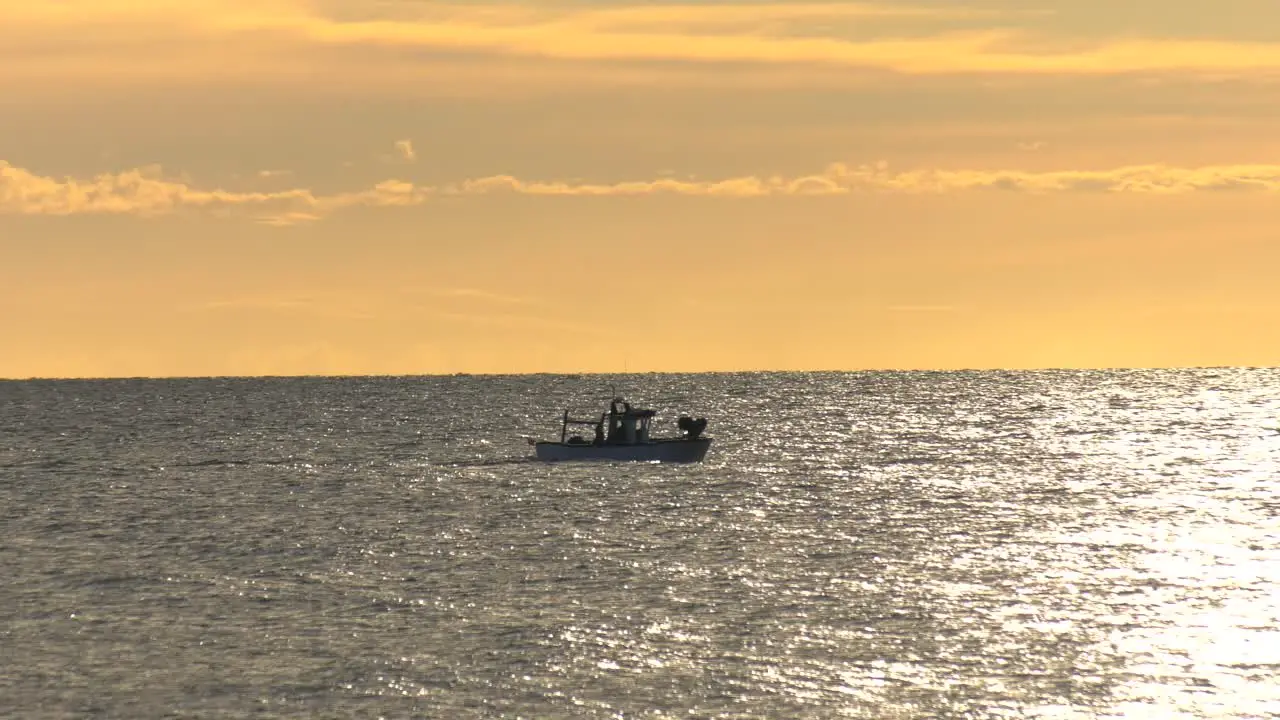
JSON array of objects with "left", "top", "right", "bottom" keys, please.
[{"left": 529, "top": 396, "right": 711, "bottom": 462}]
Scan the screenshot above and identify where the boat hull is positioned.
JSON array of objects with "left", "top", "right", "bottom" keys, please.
[{"left": 534, "top": 438, "right": 711, "bottom": 463}]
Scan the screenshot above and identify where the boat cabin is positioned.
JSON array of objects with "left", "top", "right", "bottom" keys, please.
[{"left": 559, "top": 397, "right": 656, "bottom": 446}]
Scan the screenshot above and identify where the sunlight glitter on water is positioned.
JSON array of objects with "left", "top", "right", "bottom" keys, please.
[
  {"left": 1026, "top": 378, "right": 1280, "bottom": 718},
  {"left": 4, "top": 369, "right": 1280, "bottom": 717}
]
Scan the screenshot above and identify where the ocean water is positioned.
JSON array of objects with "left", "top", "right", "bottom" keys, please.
[{"left": 2, "top": 369, "right": 1279, "bottom": 719}]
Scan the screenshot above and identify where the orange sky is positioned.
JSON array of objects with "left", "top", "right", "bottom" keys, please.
[{"left": 5, "top": 0, "right": 1280, "bottom": 377}]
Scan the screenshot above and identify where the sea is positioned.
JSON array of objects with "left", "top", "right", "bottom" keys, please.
[{"left": 2, "top": 369, "right": 1279, "bottom": 719}]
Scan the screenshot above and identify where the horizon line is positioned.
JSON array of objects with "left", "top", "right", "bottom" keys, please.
[{"left": 0, "top": 365, "right": 1270, "bottom": 382}]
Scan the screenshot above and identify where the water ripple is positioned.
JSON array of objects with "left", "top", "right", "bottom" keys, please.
[{"left": 2, "top": 369, "right": 1279, "bottom": 717}]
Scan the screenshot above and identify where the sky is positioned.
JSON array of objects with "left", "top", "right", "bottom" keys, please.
[{"left": 5, "top": 0, "right": 1280, "bottom": 377}]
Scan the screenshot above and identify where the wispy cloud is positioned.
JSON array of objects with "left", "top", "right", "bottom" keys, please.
[
  {"left": 887, "top": 305, "right": 961, "bottom": 313},
  {"left": 434, "top": 309, "right": 607, "bottom": 337},
  {"left": 6, "top": 0, "right": 1280, "bottom": 88},
  {"left": 0, "top": 161, "right": 317, "bottom": 219},
  {"left": 181, "top": 297, "right": 376, "bottom": 320},
  {"left": 9, "top": 159, "right": 1280, "bottom": 224},
  {"left": 0, "top": 161, "right": 430, "bottom": 224},
  {"left": 440, "top": 162, "right": 1280, "bottom": 196},
  {"left": 258, "top": 211, "right": 323, "bottom": 227},
  {"left": 415, "top": 288, "right": 537, "bottom": 305},
  {"left": 393, "top": 140, "right": 416, "bottom": 163}
]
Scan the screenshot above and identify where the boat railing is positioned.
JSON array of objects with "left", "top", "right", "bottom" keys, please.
[{"left": 560, "top": 409, "right": 605, "bottom": 443}]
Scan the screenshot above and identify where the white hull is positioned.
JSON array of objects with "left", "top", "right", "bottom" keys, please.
[{"left": 535, "top": 438, "right": 711, "bottom": 463}]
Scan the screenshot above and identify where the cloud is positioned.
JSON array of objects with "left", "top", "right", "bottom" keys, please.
[
  {"left": 182, "top": 297, "right": 376, "bottom": 320},
  {"left": 433, "top": 309, "right": 607, "bottom": 337},
  {"left": 440, "top": 162, "right": 1280, "bottom": 196},
  {"left": 394, "top": 140, "right": 416, "bottom": 163},
  {"left": 258, "top": 211, "right": 322, "bottom": 227},
  {"left": 8, "top": 159, "right": 1280, "bottom": 224},
  {"left": 0, "top": 161, "right": 433, "bottom": 224},
  {"left": 6, "top": 0, "right": 1280, "bottom": 89},
  {"left": 416, "top": 288, "right": 537, "bottom": 305},
  {"left": 0, "top": 160, "right": 317, "bottom": 219}
]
